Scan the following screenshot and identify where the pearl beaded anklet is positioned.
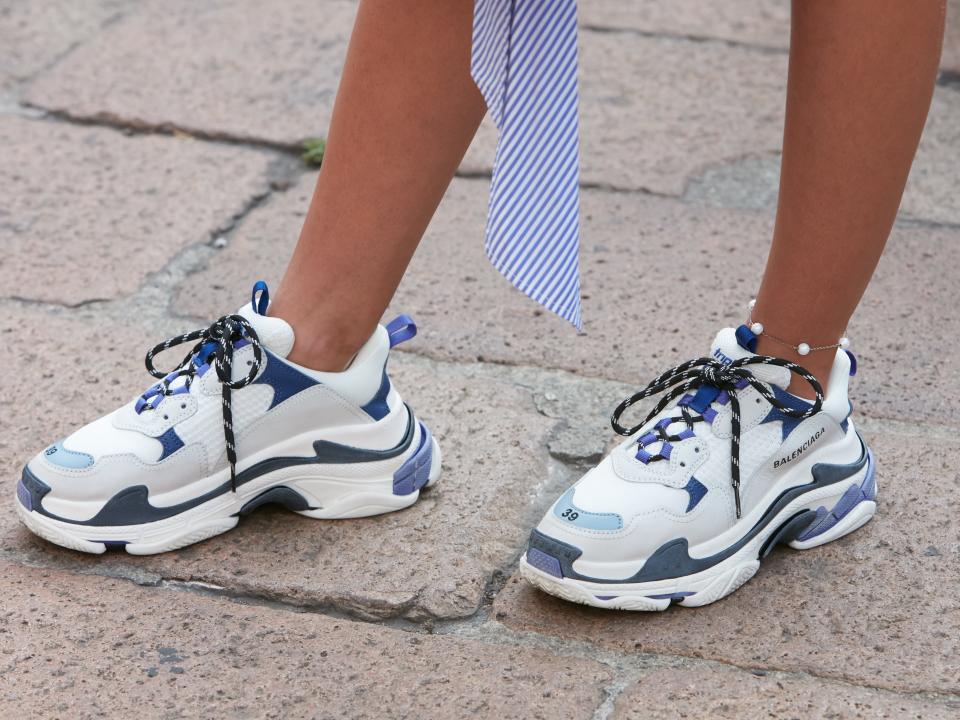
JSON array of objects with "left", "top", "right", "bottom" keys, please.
[{"left": 746, "top": 299, "right": 849, "bottom": 356}]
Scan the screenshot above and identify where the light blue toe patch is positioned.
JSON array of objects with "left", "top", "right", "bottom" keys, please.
[
  {"left": 552, "top": 487, "right": 623, "bottom": 531},
  {"left": 43, "top": 441, "right": 94, "bottom": 469}
]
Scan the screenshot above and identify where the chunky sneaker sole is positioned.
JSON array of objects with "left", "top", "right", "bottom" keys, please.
[
  {"left": 521, "top": 436, "right": 875, "bottom": 611},
  {"left": 15, "top": 281, "right": 441, "bottom": 555},
  {"left": 16, "top": 409, "right": 441, "bottom": 555},
  {"left": 520, "top": 325, "right": 875, "bottom": 611}
]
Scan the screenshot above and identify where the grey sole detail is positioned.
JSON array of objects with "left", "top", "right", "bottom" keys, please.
[
  {"left": 237, "top": 486, "right": 312, "bottom": 515},
  {"left": 19, "top": 405, "right": 416, "bottom": 528},
  {"left": 528, "top": 433, "right": 870, "bottom": 584}
]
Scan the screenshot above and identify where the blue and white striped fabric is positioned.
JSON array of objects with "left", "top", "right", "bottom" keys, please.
[{"left": 471, "top": 0, "right": 583, "bottom": 330}]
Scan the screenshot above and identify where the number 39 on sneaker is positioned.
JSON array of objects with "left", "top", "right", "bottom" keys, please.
[
  {"left": 16, "top": 282, "right": 440, "bottom": 555},
  {"left": 521, "top": 325, "right": 875, "bottom": 611}
]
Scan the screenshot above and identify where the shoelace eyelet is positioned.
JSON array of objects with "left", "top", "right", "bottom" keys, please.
[
  {"left": 610, "top": 355, "right": 823, "bottom": 518},
  {"left": 140, "top": 314, "right": 264, "bottom": 491}
]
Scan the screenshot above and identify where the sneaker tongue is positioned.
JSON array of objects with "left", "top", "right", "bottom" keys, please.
[
  {"left": 236, "top": 303, "right": 295, "bottom": 358},
  {"left": 709, "top": 327, "right": 791, "bottom": 387}
]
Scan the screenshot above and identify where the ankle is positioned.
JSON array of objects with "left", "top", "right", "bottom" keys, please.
[
  {"left": 286, "top": 336, "right": 359, "bottom": 373},
  {"left": 267, "top": 301, "right": 369, "bottom": 373},
  {"left": 753, "top": 336, "right": 833, "bottom": 401}
]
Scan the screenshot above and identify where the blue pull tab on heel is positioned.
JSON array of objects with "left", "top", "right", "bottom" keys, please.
[
  {"left": 251, "top": 280, "right": 270, "bottom": 315},
  {"left": 386, "top": 315, "right": 417, "bottom": 348},
  {"left": 845, "top": 349, "right": 858, "bottom": 376}
]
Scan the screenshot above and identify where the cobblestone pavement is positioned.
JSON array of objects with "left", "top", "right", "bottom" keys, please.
[{"left": 2, "top": 1, "right": 959, "bottom": 718}]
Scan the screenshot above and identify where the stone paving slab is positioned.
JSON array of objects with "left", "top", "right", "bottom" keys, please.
[
  {"left": 946, "top": 4, "right": 960, "bottom": 74},
  {"left": 682, "top": 85, "right": 960, "bottom": 227},
  {"left": 610, "top": 666, "right": 960, "bottom": 720},
  {"left": 0, "top": 116, "right": 275, "bottom": 306},
  {"left": 902, "top": 87, "right": 960, "bottom": 225},
  {"left": 0, "top": 560, "right": 614, "bottom": 719},
  {"left": 463, "top": 31, "right": 789, "bottom": 196},
  {"left": 22, "top": 0, "right": 358, "bottom": 145},
  {"left": 0, "top": 0, "right": 136, "bottom": 90},
  {"left": 578, "top": 0, "right": 790, "bottom": 49},
  {"left": 491, "top": 431, "right": 960, "bottom": 695},
  {"left": 26, "top": 0, "right": 960, "bottom": 211},
  {"left": 0, "top": 301, "right": 565, "bottom": 621},
  {"left": 178, "top": 174, "right": 960, "bottom": 426},
  {"left": 581, "top": 0, "right": 960, "bottom": 72},
  {"left": 24, "top": 0, "right": 789, "bottom": 197}
]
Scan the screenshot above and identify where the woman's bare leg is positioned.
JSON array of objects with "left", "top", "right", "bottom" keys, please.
[
  {"left": 753, "top": 0, "right": 946, "bottom": 397},
  {"left": 269, "top": 0, "right": 486, "bottom": 370}
]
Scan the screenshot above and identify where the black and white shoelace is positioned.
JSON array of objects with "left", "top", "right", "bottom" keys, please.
[
  {"left": 137, "top": 314, "right": 265, "bottom": 489},
  {"left": 610, "top": 356, "right": 824, "bottom": 518}
]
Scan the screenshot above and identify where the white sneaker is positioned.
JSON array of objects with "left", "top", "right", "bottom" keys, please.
[
  {"left": 16, "top": 281, "right": 440, "bottom": 555},
  {"left": 521, "top": 325, "right": 875, "bottom": 611}
]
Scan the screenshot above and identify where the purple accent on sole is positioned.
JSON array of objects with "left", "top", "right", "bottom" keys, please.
[
  {"left": 831, "top": 483, "right": 863, "bottom": 519},
  {"left": 797, "top": 449, "right": 876, "bottom": 542},
  {"left": 16, "top": 478, "right": 32, "bottom": 511},
  {"left": 527, "top": 548, "right": 563, "bottom": 578},
  {"left": 646, "top": 592, "right": 695, "bottom": 600},
  {"left": 392, "top": 423, "right": 434, "bottom": 496},
  {"left": 594, "top": 595, "right": 617, "bottom": 601},
  {"left": 860, "top": 450, "right": 877, "bottom": 500}
]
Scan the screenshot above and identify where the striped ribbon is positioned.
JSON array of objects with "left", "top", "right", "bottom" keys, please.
[{"left": 471, "top": 0, "right": 583, "bottom": 330}]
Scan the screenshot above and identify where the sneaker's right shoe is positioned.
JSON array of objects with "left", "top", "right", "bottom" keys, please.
[
  {"left": 520, "top": 325, "right": 875, "bottom": 611},
  {"left": 16, "top": 281, "right": 441, "bottom": 555}
]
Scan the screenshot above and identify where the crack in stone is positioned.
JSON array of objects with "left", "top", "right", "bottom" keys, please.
[
  {"left": 937, "top": 70, "right": 960, "bottom": 89},
  {"left": 157, "top": 576, "right": 429, "bottom": 630},
  {"left": 444, "top": 618, "right": 960, "bottom": 706},
  {"left": 0, "top": 152, "right": 303, "bottom": 323},
  {"left": 6, "top": 537, "right": 960, "bottom": 701},
  {"left": 1, "top": 7, "right": 132, "bottom": 103},
  {"left": 3, "top": 295, "right": 112, "bottom": 310},
  {"left": 21, "top": 105, "right": 306, "bottom": 156},
  {"left": 579, "top": 23, "right": 788, "bottom": 56},
  {"left": 589, "top": 667, "right": 647, "bottom": 720}
]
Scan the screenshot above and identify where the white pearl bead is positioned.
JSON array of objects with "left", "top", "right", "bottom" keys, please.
[
  {"left": 750, "top": 322, "right": 764, "bottom": 335},
  {"left": 748, "top": 298, "right": 756, "bottom": 309},
  {"left": 797, "top": 342, "right": 810, "bottom": 356},
  {"left": 839, "top": 337, "right": 850, "bottom": 348}
]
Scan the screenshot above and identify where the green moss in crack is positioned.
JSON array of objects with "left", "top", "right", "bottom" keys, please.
[{"left": 302, "top": 137, "right": 327, "bottom": 167}]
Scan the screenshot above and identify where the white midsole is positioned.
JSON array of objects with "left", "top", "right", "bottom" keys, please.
[
  {"left": 37, "top": 406, "right": 424, "bottom": 522},
  {"left": 523, "top": 460, "right": 874, "bottom": 600},
  {"left": 18, "top": 437, "right": 441, "bottom": 553}
]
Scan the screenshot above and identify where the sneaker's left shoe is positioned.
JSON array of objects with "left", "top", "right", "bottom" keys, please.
[
  {"left": 15, "top": 281, "right": 440, "bottom": 555},
  {"left": 520, "top": 325, "right": 876, "bottom": 611}
]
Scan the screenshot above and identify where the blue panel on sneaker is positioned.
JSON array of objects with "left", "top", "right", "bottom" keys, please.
[
  {"left": 16, "top": 284, "right": 440, "bottom": 554},
  {"left": 521, "top": 327, "right": 875, "bottom": 611},
  {"left": 552, "top": 487, "right": 623, "bottom": 531}
]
